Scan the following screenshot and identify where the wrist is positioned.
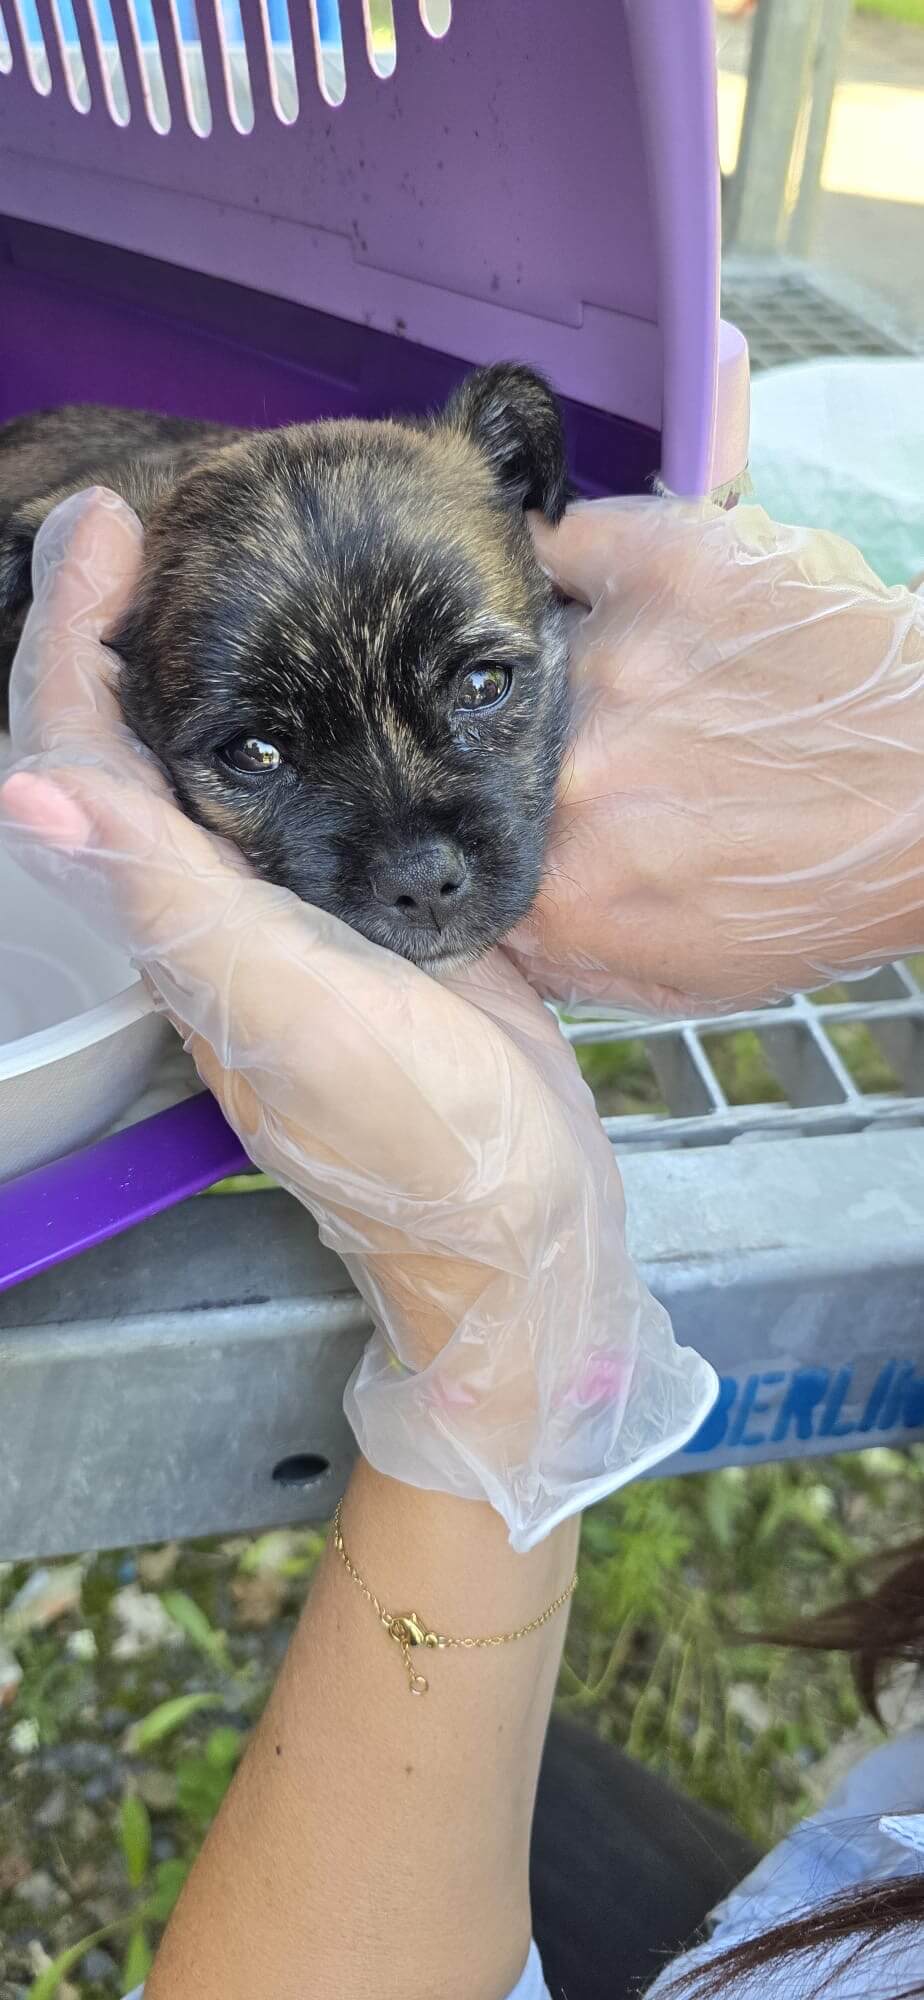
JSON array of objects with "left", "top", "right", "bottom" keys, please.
[
  {"left": 340, "top": 1456, "right": 580, "bottom": 1640},
  {"left": 146, "top": 1459, "right": 579, "bottom": 2000}
]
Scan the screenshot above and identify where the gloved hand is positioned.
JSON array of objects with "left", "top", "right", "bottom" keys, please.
[
  {"left": 511, "top": 499, "right": 924, "bottom": 1015},
  {"left": 0, "top": 489, "right": 716, "bottom": 1552}
]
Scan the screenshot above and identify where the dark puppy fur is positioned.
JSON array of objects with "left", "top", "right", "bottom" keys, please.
[{"left": 0, "top": 367, "right": 570, "bottom": 966}]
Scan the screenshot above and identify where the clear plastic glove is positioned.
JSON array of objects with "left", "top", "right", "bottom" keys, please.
[
  {"left": 0, "top": 490, "right": 716, "bottom": 1552},
  {"left": 510, "top": 499, "right": 924, "bottom": 1015}
]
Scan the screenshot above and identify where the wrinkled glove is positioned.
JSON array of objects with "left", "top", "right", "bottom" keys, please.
[
  {"left": 510, "top": 498, "right": 924, "bottom": 1015},
  {"left": 0, "top": 489, "right": 716, "bottom": 1552}
]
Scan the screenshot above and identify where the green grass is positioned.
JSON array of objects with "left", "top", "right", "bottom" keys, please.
[
  {"left": 3, "top": 1449, "right": 924, "bottom": 1995},
  {"left": 702, "top": 1028, "right": 786, "bottom": 1106},
  {"left": 574, "top": 1038, "right": 668, "bottom": 1118},
  {"left": 825, "top": 1021, "right": 903, "bottom": 1094},
  {"left": 856, "top": 0, "right": 924, "bottom": 23},
  {"left": 564, "top": 1451, "right": 924, "bottom": 1844},
  {"left": 575, "top": 969, "right": 924, "bottom": 1117}
]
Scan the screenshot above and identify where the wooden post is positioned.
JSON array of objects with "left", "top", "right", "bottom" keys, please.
[
  {"left": 724, "top": 0, "right": 824, "bottom": 253},
  {"left": 789, "top": 0, "right": 855, "bottom": 253}
]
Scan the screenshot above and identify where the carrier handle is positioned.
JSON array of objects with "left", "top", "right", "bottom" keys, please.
[{"left": 0, "top": 1094, "right": 250, "bottom": 1295}]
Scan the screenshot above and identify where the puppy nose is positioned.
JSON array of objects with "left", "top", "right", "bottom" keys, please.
[{"left": 371, "top": 843, "right": 469, "bottom": 927}]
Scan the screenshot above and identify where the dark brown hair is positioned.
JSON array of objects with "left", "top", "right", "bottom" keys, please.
[{"left": 655, "top": 1540, "right": 924, "bottom": 1998}]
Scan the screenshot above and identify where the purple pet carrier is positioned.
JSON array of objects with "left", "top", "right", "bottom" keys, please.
[{"left": 0, "top": 0, "right": 749, "bottom": 1292}]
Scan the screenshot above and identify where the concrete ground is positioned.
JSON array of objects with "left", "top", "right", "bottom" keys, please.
[{"left": 717, "top": 10, "right": 924, "bottom": 340}]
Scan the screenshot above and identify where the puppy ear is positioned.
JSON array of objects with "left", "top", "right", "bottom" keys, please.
[{"left": 440, "top": 363, "right": 570, "bottom": 523}]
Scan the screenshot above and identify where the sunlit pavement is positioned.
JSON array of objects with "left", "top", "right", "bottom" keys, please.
[{"left": 717, "top": 14, "right": 924, "bottom": 340}]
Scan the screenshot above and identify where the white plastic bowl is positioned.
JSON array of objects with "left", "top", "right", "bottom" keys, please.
[{"left": 0, "top": 835, "right": 171, "bottom": 1183}]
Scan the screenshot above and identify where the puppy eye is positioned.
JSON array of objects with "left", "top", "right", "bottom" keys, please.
[
  {"left": 219, "top": 734, "right": 286, "bottom": 775},
  {"left": 455, "top": 665, "right": 512, "bottom": 712}
]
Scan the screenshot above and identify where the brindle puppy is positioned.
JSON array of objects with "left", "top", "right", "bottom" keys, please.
[{"left": 0, "top": 366, "right": 570, "bottom": 967}]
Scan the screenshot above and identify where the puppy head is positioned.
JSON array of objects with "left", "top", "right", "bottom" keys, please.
[{"left": 113, "top": 364, "right": 571, "bottom": 966}]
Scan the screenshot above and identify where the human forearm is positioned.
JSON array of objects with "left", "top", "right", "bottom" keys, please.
[{"left": 146, "top": 1457, "right": 578, "bottom": 2000}]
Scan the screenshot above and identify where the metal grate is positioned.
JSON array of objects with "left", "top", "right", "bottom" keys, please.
[
  {"left": 576, "top": 258, "right": 924, "bottom": 1156},
  {"left": 563, "top": 961, "right": 924, "bottom": 1152},
  {"left": 721, "top": 264, "right": 917, "bottom": 373}
]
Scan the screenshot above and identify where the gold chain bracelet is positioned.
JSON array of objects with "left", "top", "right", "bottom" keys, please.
[{"left": 331, "top": 1501, "right": 578, "bottom": 1695}]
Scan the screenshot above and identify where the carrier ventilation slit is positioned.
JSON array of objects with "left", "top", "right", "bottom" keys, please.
[
  {"left": 20, "top": 0, "right": 87, "bottom": 107},
  {"left": 364, "top": 0, "right": 394, "bottom": 77},
  {"left": 74, "top": 0, "right": 130, "bottom": 125},
  {"left": 11, "top": 0, "right": 52, "bottom": 92},
  {"left": 1, "top": 0, "right": 450, "bottom": 116},
  {"left": 118, "top": 0, "right": 170, "bottom": 129},
  {"left": 308, "top": 0, "right": 345, "bottom": 107},
  {"left": 50, "top": 0, "right": 91, "bottom": 108},
  {"left": 216, "top": 0, "right": 254, "bottom": 131},
  {"left": 150, "top": 0, "right": 189, "bottom": 127},
  {"left": 258, "top": 0, "right": 297, "bottom": 125},
  {"left": 419, "top": 0, "right": 449, "bottom": 38},
  {"left": 306, "top": 0, "right": 344, "bottom": 106},
  {"left": 169, "top": 0, "right": 212, "bottom": 133}
]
